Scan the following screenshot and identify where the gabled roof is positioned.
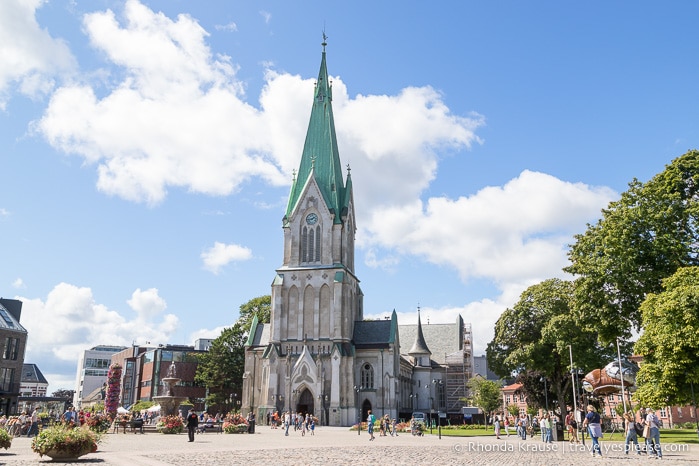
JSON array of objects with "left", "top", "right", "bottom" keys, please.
[
  {"left": 399, "top": 316, "right": 464, "bottom": 364},
  {"left": 21, "top": 364, "right": 48, "bottom": 384},
  {"left": 353, "top": 310, "right": 398, "bottom": 349},
  {"left": 285, "top": 37, "right": 349, "bottom": 225},
  {"left": 0, "top": 300, "right": 27, "bottom": 332}
]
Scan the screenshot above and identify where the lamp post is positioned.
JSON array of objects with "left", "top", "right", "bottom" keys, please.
[
  {"left": 292, "top": 389, "right": 299, "bottom": 413},
  {"left": 691, "top": 380, "right": 699, "bottom": 439},
  {"left": 317, "top": 395, "right": 323, "bottom": 427},
  {"left": 541, "top": 376, "right": 549, "bottom": 413},
  {"left": 616, "top": 337, "right": 628, "bottom": 414},
  {"left": 354, "top": 385, "right": 361, "bottom": 435},
  {"left": 568, "top": 345, "right": 578, "bottom": 421},
  {"left": 432, "top": 379, "right": 443, "bottom": 439}
]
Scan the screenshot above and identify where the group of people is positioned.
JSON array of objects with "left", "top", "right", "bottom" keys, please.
[
  {"left": 268, "top": 411, "right": 316, "bottom": 436},
  {"left": 577, "top": 405, "right": 662, "bottom": 459},
  {"left": 492, "top": 404, "right": 663, "bottom": 460},
  {"left": 494, "top": 413, "right": 557, "bottom": 442},
  {"left": 0, "top": 407, "right": 41, "bottom": 437}
]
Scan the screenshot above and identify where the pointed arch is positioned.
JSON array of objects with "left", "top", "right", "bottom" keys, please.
[
  {"left": 303, "top": 285, "right": 314, "bottom": 339},
  {"left": 319, "top": 284, "right": 331, "bottom": 339},
  {"left": 288, "top": 286, "right": 299, "bottom": 340}
]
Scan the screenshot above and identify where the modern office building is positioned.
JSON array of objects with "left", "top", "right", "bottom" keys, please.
[{"left": 74, "top": 345, "right": 126, "bottom": 408}]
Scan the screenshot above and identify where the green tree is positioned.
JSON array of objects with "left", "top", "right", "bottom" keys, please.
[
  {"left": 465, "top": 376, "right": 502, "bottom": 426},
  {"left": 51, "top": 389, "right": 75, "bottom": 400},
  {"left": 566, "top": 150, "right": 699, "bottom": 344},
  {"left": 195, "top": 295, "right": 271, "bottom": 411},
  {"left": 486, "top": 278, "right": 612, "bottom": 416},
  {"left": 634, "top": 267, "right": 699, "bottom": 407}
]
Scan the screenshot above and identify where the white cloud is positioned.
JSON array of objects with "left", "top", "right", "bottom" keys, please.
[
  {"left": 215, "top": 22, "right": 238, "bottom": 32},
  {"left": 364, "top": 170, "right": 615, "bottom": 286},
  {"left": 201, "top": 241, "right": 253, "bottom": 274},
  {"left": 127, "top": 287, "right": 167, "bottom": 320},
  {"left": 20, "top": 283, "right": 179, "bottom": 365},
  {"left": 11, "top": 278, "right": 25, "bottom": 289},
  {"left": 0, "top": 208, "right": 8, "bottom": 217},
  {"left": 37, "top": 0, "right": 282, "bottom": 205},
  {"left": 0, "top": 0, "right": 75, "bottom": 109}
]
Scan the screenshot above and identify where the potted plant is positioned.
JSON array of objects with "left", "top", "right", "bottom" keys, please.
[
  {"left": 31, "top": 424, "right": 100, "bottom": 460},
  {"left": 0, "top": 427, "right": 11, "bottom": 450}
]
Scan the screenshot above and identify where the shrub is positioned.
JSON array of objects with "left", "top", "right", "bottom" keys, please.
[{"left": 0, "top": 428, "right": 11, "bottom": 450}]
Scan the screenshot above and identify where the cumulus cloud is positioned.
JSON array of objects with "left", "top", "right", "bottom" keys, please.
[
  {"left": 201, "top": 241, "right": 253, "bottom": 274},
  {"left": 11, "top": 278, "right": 25, "bottom": 289},
  {"left": 127, "top": 287, "right": 167, "bottom": 320},
  {"left": 0, "top": 0, "right": 75, "bottom": 109},
  {"left": 19, "top": 283, "right": 179, "bottom": 365},
  {"left": 364, "top": 170, "right": 616, "bottom": 287}
]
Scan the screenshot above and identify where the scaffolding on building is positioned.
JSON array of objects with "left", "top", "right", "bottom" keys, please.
[{"left": 445, "top": 323, "right": 473, "bottom": 415}]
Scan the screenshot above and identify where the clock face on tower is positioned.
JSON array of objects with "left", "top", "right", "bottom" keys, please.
[{"left": 306, "top": 213, "right": 318, "bottom": 225}]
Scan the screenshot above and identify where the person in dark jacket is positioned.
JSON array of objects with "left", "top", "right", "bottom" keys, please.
[{"left": 186, "top": 409, "right": 199, "bottom": 442}]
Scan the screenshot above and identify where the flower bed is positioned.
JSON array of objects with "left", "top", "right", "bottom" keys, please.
[
  {"left": 221, "top": 413, "right": 248, "bottom": 434},
  {"left": 83, "top": 413, "right": 112, "bottom": 433},
  {"left": 156, "top": 415, "right": 184, "bottom": 434}
]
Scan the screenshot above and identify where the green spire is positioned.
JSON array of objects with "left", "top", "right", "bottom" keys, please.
[{"left": 285, "top": 36, "right": 347, "bottom": 224}]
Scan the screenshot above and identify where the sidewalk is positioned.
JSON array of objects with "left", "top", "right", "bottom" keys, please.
[{"left": 1, "top": 427, "right": 697, "bottom": 465}]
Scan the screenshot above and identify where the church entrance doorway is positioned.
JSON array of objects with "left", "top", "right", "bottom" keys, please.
[
  {"left": 361, "top": 399, "right": 373, "bottom": 424},
  {"left": 296, "top": 388, "right": 314, "bottom": 416}
]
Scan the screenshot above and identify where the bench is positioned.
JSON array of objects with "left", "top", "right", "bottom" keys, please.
[{"left": 197, "top": 422, "right": 223, "bottom": 434}]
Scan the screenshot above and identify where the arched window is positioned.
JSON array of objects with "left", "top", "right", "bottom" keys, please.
[
  {"left": 301, "top": 222, "right": 321, "bottom": 264},
  {"left": 314, "top": 225, "right": 321, "bottom": 261},
  {"left": 361, "top": 363, "right": 374, "bottom": 389}
]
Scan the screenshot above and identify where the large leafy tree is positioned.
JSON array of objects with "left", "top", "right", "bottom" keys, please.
[
  {"left": 486, "top": 278, "right": 612, "bottom": 415},
  {"left": 195, "top": 295, "right": 271, "bottom": 411},
  {"left": 465, "top": 376, "right": 502, "bottom": 425},
  {"left": 634, "top": 267, "right": 699, "bottom": 407},
  {"left": 566, "top": 150, "right": 699, "bottom": 344}
]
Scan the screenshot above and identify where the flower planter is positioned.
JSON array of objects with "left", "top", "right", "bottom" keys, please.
[
  {"left": 44, "top": 448, "right": 91, "bottom": 461},
  {"left": 31, "top": 425, "right": 100, "bottom": 461}
]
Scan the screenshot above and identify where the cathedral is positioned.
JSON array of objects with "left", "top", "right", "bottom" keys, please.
[{"left": 242, "top": 38, "right": 474, "bottom": 426}]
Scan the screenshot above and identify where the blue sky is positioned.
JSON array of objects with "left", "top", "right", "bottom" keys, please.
[{"left": 2, "top": 0, "right": 698, "bottom": 393}]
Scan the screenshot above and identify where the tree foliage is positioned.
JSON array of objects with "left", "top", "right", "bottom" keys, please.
[
  {"left": 634, "top": 267, "right": 699, "bottom": 407},
  {"left": 566, "top": 150, "right": 699, "bottom": 344},
  {"left": 465, "top": 376, "right": 502, "bottom": 424},
  {"left": 195, "top": 295, "right": 271, "bottom": 411},
  {"left": 486, "top": 278, "right": 613, "bottom": 415},
  {"left": 51, "top": 389, "right": 75, "bottom": 400}
]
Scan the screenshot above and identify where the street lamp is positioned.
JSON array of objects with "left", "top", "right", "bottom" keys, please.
[
  {"left": 568, "top": 345, "right": 578, "bottom": 421},
  {"left": 275, "top": 394, "right": 284, "bottom": 415},
  {"left": 541, "top": 376, "right": 549, "bottom": 413},
  {"left": 292, "top": 389, "right": 299, "bottom": 413},
  {"left": 616, "top": 337, "right": 628, "bottom": 414},
  {"left": 354, "top": 385, "right": 361, "bottom": 435},
  {"left": 432, "top": 379, "right": 443, "bottom": 439}
]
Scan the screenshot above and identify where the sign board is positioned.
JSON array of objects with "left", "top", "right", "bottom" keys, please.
[
  {"left": 439, "top": 412, "right": 447, "bottom": 418},
  {"left": 462, "top": 406, "right": 480, "bottom": 415}
]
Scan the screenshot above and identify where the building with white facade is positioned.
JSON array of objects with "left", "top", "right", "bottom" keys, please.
[{"left": 74, "top": 345, "right": 126, "bottom": 408}]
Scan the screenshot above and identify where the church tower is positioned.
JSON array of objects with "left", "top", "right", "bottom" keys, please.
[{"left": 243, "top": 36, "right": 362, "bottom": 426}]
